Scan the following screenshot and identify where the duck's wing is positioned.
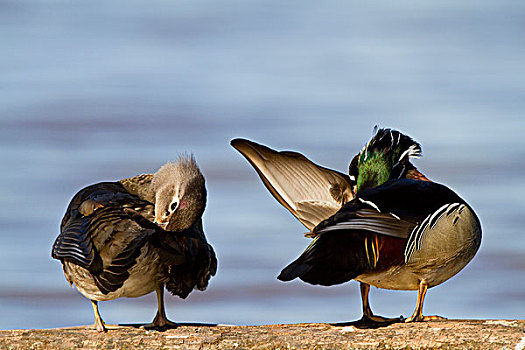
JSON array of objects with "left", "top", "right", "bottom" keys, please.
[
  {"left": 231, "top": 138, "right": 355, "bottom": 232},
  {"left": 313, "top": 179, "right": 466, "bottom": 238},
  {"left": 278, "top": 179, "right": 476, "bottom": 285},
  {"left": 313, "top": 203, "right": 417, "bottom": 239},
  {"left": 52, "top": 182, "right": 157, "bottom": 294},
  {"left": 161, "top": 220, "right": 217, "bottom": 299},
  {"left": 128, "top": 213, "right": 217, "bottom": 299},
  {"left": 278, "top": 201, "right": 417, "bottom": 285}
]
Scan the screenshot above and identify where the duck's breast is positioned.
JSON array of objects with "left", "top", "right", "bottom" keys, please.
[{"left": 64, "top": 243, "right": 167, "bottom": 301}]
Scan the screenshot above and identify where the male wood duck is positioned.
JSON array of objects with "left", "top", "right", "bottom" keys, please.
[
  {"left": 52, "top": 155, "right": 217, "bottom": 332},
  {"left": 231, "top": 128, "right": 481, "bottom": 323}
]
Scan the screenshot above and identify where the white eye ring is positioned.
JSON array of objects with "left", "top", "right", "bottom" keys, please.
[{"left": 170, "top": 201, "right": 179, "bottom": 212}]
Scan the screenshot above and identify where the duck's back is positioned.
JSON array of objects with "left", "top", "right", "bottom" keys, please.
[{"left": 52, "top": 181, "right": 165, "bottom": 300}]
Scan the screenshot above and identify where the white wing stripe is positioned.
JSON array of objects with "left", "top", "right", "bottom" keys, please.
[
  {"left": 404, "top": 203, "right": 461, "bottom": 262},
  {"left": 428, "top": 203, "right": 451, "bottom": 230},
  {"left": 316, "top": 222, "right": 408, "bottom": 238},
  {"left": 446, "top": 203, "right": 461, "bottom": 216},
  {"left": 358, "top": 198, "right": 381, "bottom": 213}
]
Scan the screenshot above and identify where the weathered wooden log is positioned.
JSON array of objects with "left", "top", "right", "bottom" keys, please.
[{"left": 1, "top": 320, "right": 524, "bottom": 349}]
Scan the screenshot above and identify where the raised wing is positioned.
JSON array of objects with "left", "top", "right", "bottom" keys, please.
[{"left": 231, "top": 138, "right": 355, "bottom": 231}]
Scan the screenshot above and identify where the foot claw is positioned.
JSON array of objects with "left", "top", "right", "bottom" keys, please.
[
  {"left": 93, "top": 323, "right": 106, "bottom": 333},
  {"left": 142, "top": 319, "right": 179, "bottom": 330},
  {"left": 404, "top": 315, "right": 447, "bottom": 323},
  {"left": 92, "top": 323, "right": 123, "bottom": 332}
]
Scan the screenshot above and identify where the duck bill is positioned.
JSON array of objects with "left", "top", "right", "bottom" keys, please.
[{"left": 154, "top": 220, "right": 169, "bottom": 230}]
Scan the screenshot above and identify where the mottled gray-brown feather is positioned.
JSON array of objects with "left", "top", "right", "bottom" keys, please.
[{"left": 231, "top": 138, "right": 354, "bottom": 231}]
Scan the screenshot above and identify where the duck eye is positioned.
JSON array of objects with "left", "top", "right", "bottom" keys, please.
[{"left": 170, "top": 202, "right": 178, "bottom": 211}]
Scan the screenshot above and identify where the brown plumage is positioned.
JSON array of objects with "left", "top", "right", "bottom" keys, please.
[{"left": 52, "top": 155, "right": 216, "bottom": 332}]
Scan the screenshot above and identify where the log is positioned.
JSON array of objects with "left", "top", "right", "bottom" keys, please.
[{"left": 1, "top": 320, "right": 524, "bottom": 349}]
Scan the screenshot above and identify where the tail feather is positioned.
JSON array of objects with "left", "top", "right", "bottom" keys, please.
[
  {"left": 277, "top": 231, "right": 376, "bottom": 286},
  {"left": 277, "top": 260, "right": 310, "bottom": 282}
]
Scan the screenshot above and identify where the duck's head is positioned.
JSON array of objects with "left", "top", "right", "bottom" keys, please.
[
  {"left": 152, "top": 155, "right": 207, "bottom": 231},
  {"left": 349, "top": 128, "right": 426, "bottom": 192}
]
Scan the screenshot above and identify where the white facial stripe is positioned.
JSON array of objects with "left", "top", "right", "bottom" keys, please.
[
  {"left": 398, "top": 148, "right": 411, "bottom": 163},
  {"left": 397, "top": 144, "right": 421, "bottom": 163}
]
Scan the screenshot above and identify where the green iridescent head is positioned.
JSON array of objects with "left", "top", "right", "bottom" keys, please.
[{"left": 349, "top": 128, "right": 422, "bottom": 192}]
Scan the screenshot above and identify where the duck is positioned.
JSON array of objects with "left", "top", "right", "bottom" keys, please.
[
  {"left": 51, "top": 155, "right": 217, "bottom": 332},
  {"left": 231, "top": 128, "right": 481, "bottom": 322}
]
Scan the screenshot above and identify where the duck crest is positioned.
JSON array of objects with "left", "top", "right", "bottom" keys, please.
[
  {"left": 153, "top": 154, "right": 203, "bottom": 191},
  {"left": 352, "top": 128, "right": 422, "bottom": 191}
]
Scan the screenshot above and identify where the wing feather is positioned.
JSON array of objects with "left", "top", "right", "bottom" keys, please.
[
  {"left": 231, "top": 138, "right": 354, "bottom": 231},
  {"left": 314, "top": 207, "right": 416, "bottom": 239},
  {"left": 52, "top": 182, "right": 157, "bottom": 293}
]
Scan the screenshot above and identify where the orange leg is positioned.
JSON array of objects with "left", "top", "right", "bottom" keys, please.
[
  {"left": 90, "top": 301, "right": 122, "bottom": 332},
  {"left": 405, "top": 281, "right": 447, "bottom": 322},
  {"left": 91, "top": 300, "right": 107, "bottom": 332}
]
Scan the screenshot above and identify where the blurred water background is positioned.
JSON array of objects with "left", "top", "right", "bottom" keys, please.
[{"left": 1, "top": 1, "right": 524, "bottom": 329}]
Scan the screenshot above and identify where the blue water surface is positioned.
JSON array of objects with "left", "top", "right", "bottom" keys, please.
[{"left": 1, "top": 1, "right": 524, "bottom": 329}]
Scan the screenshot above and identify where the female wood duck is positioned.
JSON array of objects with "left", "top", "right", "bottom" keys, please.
[
  {"left": 231, "top": 128, "right": 481, "bottom": 323},
  {"left": 52, "top": 155, "right": 217, "bottom": 332}
]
